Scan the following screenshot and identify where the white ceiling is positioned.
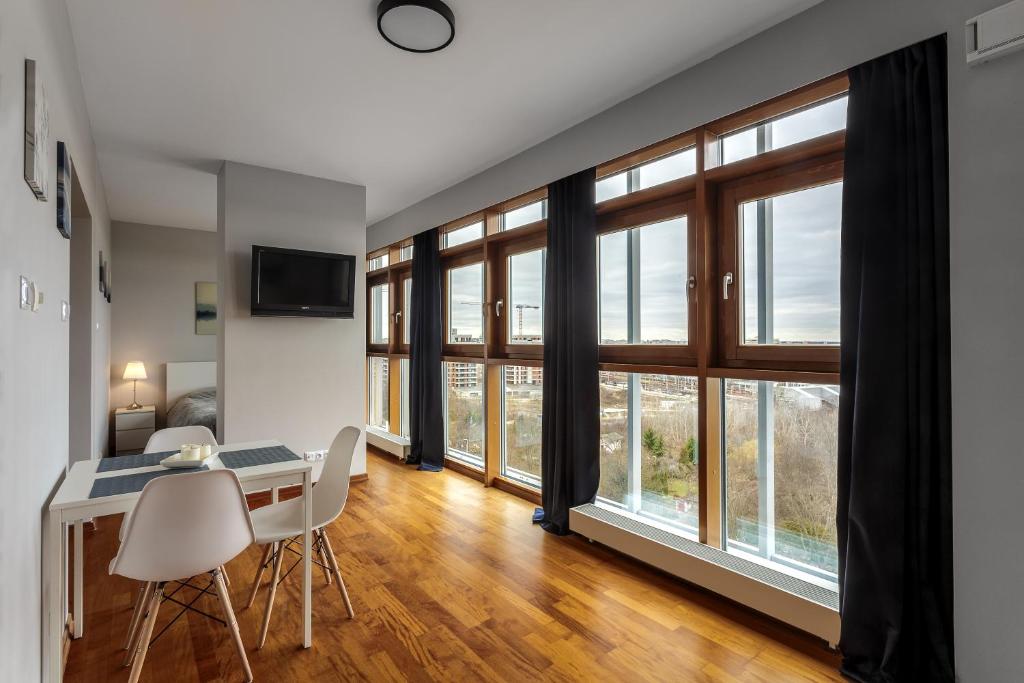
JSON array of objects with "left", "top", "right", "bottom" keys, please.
[{"left": 65, "top": 0, "right": 819, "bottom": 232}]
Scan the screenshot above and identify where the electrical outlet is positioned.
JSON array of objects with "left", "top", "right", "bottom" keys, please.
[{"left": 19, "top": 276, "right": 32, "bottom": 310}]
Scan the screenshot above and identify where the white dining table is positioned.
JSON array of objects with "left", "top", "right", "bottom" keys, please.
[{"left": 43, "top": 440, "right": 314, "bottom": 682}]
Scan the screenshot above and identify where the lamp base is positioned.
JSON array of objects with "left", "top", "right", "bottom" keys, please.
[{"left": 126, "top": 402, "right": 143, "bottom": 410}]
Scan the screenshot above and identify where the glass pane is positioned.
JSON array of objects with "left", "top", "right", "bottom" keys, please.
[
  {"left": 501, "top": 365, "right": 543, "bottom": 487},
  {"left": 368, "top": 254, "right": 389, "bottom": 271},
  {"left": 398, "top": 244, "right": 414, "bottom": 261},
  {"left": 639, "top": 374, "right": 699, "bottom": 530},
  {"left": 507, "top": 248, "right": 545, "bottom": 343},
  {"left": 447, "top": 263, "right": 483, "bottom": 343},
  {"left": 367, "top": 357, "right": 389, "bottom": 430},
  {"left": 402, "top": 277, "right": 412, "bottom": 345},
  {"left": 596, "top": 172, "right": 628, "bottom": 203},
  {"left": 740, "top": 182, "right": 842, "bottom": 345},
  {"left": 639, "top": 217, "right": 687, "bottom": 344},
  {"left": 597, "top": 371, "right": 699, "bottom": 535},
  {"left": 443, "top": 221, "right": 484, "bottom": 249},
  {"left": 721, "top": 96, "right": 848, "bottom": 164},
  {"left": 724, "top": 379, "right": 839, "bottom": 584},
  {"left": 636, "top": 147, "right": 696, "bottom": 190},
  {"left": 370, "top": 283, "right": 389, "bottom": 344},
  {"left": 502, "top": 199, "right": 546, "bottom": 231},
  {"left": 598, "top": 371, "right": 630, "bottom": 505},
  {"left": 400, "top": 358, "right": 410, "bottom": 438},
  {"left": 598, "top": 231, "right": 629, "bottom": 344},
  {"left": 598, "top": 217, "right": 688, "bottom": 345},
  {"left": 445, "top": 362, "right": 485, "bottom": 468}
]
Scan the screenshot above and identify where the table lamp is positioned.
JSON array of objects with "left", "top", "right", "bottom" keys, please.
[{"left": 123, "top": 361, "right": 147, "bottom": 410}]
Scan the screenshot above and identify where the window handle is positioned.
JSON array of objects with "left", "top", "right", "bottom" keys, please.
[
  {"left": 496, "top": 299, "right": 504, "bottom": 317},
  {"left": 393, "top": 311, "right": 401, "bottom": 323},
  {"left": 722, "top": 272, "right": 734, "bottom": 300},
  {"left": 687, "top": 275, "right": 696, "bottom": 290}
]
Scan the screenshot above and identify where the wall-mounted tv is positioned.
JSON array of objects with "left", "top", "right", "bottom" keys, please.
[{"left": 251, "top": 245, "right": 356, "bottom": 318}]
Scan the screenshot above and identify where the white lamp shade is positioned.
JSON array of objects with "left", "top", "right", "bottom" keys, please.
[{"left": 123, "top": 361, "right": 147, "bottom": 381}]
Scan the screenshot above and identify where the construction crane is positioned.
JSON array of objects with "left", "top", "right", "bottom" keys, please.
[{"left": 514, "top": 303, "right": 540, "bottom": 341}]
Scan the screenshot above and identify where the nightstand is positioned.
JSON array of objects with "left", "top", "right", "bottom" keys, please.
[{"left": 115, "top": 405, "right": 156, "bottom": 454}]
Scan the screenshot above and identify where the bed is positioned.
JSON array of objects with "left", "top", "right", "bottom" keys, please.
[{"left": 165, "top": 361, "right": 217, "bottom": 433}]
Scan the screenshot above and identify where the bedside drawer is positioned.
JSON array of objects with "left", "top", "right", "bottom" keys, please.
[
  {"left": 116, "top": 411, "right": 155, "bottom": 430},
  {"left": 117, "top": 428, "right": 154, "bottom": 451}
]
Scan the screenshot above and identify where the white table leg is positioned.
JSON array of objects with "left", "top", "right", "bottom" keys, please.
[
  {"left": 73, "top": 520, "right": 84, "bottom": 638},
  {"left": 302, "top": 470, "right": 312, "bottom": 648},
  {"left": 43, "top": 510, "right": 64, "bottom": 682}
]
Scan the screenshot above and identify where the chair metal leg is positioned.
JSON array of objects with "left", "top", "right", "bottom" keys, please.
[
  {"left": 315, "top": 529, "right": 333, "bottom": 585},
  {"left": 122, "top": 581, "right": 150, "bottom": 650},
  {"left": 258, "top": 541, "right": 283, "bottom": 649},
  {"left": 321, "top": 530, "right": 354, "bottom": 619},
  {"left": 213, "top": 569, "right": 253, "bottom": 682},
  {"left": 245, "top": 544, "right": 272, "bottom": 609},
  {"left": 128, "top": 583, "right": 163, "bottom": 683}
]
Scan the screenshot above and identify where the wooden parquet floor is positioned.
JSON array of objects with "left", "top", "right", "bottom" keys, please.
[{"left": 64, "top": 448, "right": 842, "bottom": 682}]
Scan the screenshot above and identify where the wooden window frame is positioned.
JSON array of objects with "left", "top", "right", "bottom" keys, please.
[
  {"left": 717, "top": 154, "right": 843, "bottom": 374},
  {"left": 493, "top": 232, "right": 547, "bottom": 361},
  {"left": 366, "top": 272, "right": 390, "bottom": 354},
  {"left": 392, "top": 265, "right": 411, "bottom": 355},
  {"left": 597, "top": 195, "right": 698, "bottom": 368},
  {"left": 441, "top": 248, "right": 487, "bottom": 358}
]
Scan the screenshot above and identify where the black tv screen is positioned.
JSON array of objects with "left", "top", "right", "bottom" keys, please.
[{"left": 251, "top": 245, "right": 355, "bottom": 318}]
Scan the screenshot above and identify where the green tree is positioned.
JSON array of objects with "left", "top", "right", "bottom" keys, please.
[
  {"left": 680, "top": 436, "right": 697, "bottom": 465},
  {"left": 642, "top": 428, "right": 665, "bottom": 461}
]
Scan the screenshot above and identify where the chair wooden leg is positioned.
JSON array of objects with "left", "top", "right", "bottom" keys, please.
[
  {"left": 245, "top": 544, "right": 272, "bottom": 609},
  {"left": 258, "top": 541, "right": 283, "bottom": 649},
  {"left": 315, "top": 529, "right": 332, "bottom": 585},
  {"left": 123, "top": 581, "right": 155, "bottom": 667},
  {"left": 122, "top": 581, "right": 150, "bottom": 650},
  {"left": 213, "top": 569, "right": 253, "bottom": 682},
  {"left": 221, "top": 564, "right": 231, "bottom": 586},
  {"left": 128, "top": 583, "right": 163, "bottom": 683},
  {"left": 321, "top": 530, "right": 354, "bottom": 619}
]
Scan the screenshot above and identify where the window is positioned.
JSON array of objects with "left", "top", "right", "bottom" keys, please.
[
  {"left": 501, "top": 365, "right": 543, "bottom": 487},
  {"left": 398, "top": 244, "right": 414, "bottom": 261},
  {"left": 370, "top": 282, "right": 389, "bottom": 345},
  {"left": 443, "top": 221, "right": 484, "bottom": 249},
  {"left": 596, "top": 147, "right": 697, "bottom": 203},
  {"left": 599, "top": 216, "right": 689, "bottom": 345},
  {"left": 599, "top": 371, "right": 699, "bottom": 536},
  {"left": 723, "top": 379, "right": 839, "bottom": 584},
  {"left": 402, "top": 277, "right": 412, "bottom": 345},
  {"left": 399, "top": 358, "right": 410, "bottom": 438},
  {"left": 367, "top": 357, "right": 389, "bottom": 430},
  {"left": 445, "top": 361, "right": 485, "bottom": 468},
  {"left": 506, "top": 248, "right": 545, "bottom": 344},
  {"left": 446, "top": 263, "right": 484, "bottom": 344},
  {"left": 368, "top": 253, "right": 389, "bottom": 271},
  {"left": 502, "top": 199, "right": 546, "bottom": 231},
  {"left": 720, "top": 96, "right": 847, "bottom": 165},
  {"left": 740, "top": 182, "right": 842, "bottom": 346}
]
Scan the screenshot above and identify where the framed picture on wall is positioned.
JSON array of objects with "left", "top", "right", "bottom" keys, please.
[
  {"left": 24, "top": 59, "right": 50, "bottom": 201},
  {"left": 98, "top": 252, "right": 106, "bottom": 295},
  {"left": 195, "top": 282, "right": 216, "bottom": 335},
  {"left": 56, "top": 142, "right": 72, "bottom": 239}
]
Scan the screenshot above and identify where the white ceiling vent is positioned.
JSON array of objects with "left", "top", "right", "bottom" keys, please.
[{"left": 966, "top": 0, "right": 1024, "bottom": 65}]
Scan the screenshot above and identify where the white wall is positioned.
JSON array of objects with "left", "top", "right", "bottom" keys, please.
[
  {"left": 110, "top": 222, "right": 216, "bottom": 425},
  {"left": 368, "top": 0, "right": 1024, "bottom": 679},
  {"left": 0, "top": 0, "right": 111, "bottom": 678},
  {"left": 218, "top": 162, "right": 367, "bottom": 475}
]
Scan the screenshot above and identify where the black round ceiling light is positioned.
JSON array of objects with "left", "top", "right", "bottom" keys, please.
[{"left": 377, "top": 0, "right": 455, "bottom": 53}]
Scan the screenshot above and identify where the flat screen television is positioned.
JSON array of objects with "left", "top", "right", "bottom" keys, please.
[{"left": 251, "top": 245, "right": 356, "bottom": 318}]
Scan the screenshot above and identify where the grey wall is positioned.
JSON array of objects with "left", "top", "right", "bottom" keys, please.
[
  {"left": 110, "top": 222, "right": 217, "bottom": 425},
  {"left": 0, "top": 0, "right": 112, "bottom": 678},
  {"left": 218, "top": 162, "right": 368, "bottom": 475},
  {"left": 368, "top": 0, "right": 1024, "bottom": 679}
]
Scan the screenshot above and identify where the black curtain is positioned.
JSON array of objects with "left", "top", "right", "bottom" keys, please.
[
  {"left": 838, "top": 34, "right": 954, "bottom": 682},
  {"left": 408, "top": 228, "right": 445, "bottom": 471},
  {"left": 539, "top": 168, "right": 600, "bottom": 535}
]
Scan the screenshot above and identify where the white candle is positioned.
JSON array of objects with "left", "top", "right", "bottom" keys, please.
[{"left": 201, "top": 443, "right": 213, "bottom": 458}]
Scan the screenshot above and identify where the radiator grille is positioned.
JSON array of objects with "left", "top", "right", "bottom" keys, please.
[{"left": 572, "top": 503, "right": 839, "bottom": 610}]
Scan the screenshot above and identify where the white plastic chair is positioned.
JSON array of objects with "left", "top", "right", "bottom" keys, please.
[
  {"left": 144, "top": 425, "right": 216, "bottom": 454},
  {"left": 112, "top": 468, "right": 255, "bottom": 683},
  {"left": 244, "top": 426, "right": 360, "bottom": 648}
]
